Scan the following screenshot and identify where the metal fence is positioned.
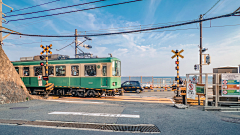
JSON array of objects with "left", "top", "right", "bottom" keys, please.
[{"left": 122, "top": 76, "right": 172, "bottom": 87}]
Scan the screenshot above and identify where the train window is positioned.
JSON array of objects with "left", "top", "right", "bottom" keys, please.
[
  {"left": 45, "top": 66, "right": 54, "bottom": 76},
  {"left": 117, "top": 61, "right": 121, "bottom": 76},
  {"left": 55, "top": 66, "right": 66, "bottom": 76},
  {"left": 34, "top": 66, "right": 42, "bottom": 76},
  {"left": 49, "top": 66, "right": 54, "bottom": 76},
  {"left": 112, "top": 61, "right": 121, "bottom": 76},
  {"left": 112, "top": 62, "right": 115, "bottom": 76},
  {"left": 15, "top": 67, "right": 19, "bottom": 74},
  {"left": 71, "top": 65, "right": 79, "bottom": 76},
  {"left": 23, "top": 67, "right": 30, "bottom": 76},
  {"left": 85, "top": 65, "right": 96, "bottom": 76},
  {"left": 102, "top": 65, "right": 107, "bottom": 76}
]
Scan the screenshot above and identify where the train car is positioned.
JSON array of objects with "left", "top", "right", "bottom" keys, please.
[{"left": 12, "top": 55, "right": 122, "bottom": 97}]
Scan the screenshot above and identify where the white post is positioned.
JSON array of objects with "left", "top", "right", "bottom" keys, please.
[
  {"left": 205, "top": 74, "right": 208, "bottom": 107},
  {"left": 186, "top": 74, "right": 189, "bottom": 105},
  {"left": 215, "top": 73, "right": 218, "bottom": 107}
]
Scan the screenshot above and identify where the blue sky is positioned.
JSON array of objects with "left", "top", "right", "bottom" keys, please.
[{"left": 2, "top": 0, "right": 240, "bottom": 76}]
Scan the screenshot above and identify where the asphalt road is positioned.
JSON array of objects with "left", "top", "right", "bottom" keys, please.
[{"left": 0, "top": 92, "right": 239, "bottom": 135}]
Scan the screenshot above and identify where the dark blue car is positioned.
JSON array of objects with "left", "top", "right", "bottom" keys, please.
[{"left": 121, "top": 81, "right": 144, "bottom": 93}]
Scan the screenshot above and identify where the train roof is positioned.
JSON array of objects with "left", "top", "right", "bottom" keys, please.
[{"left": 12, "top": 57, "right": 120, "bottom": 66}]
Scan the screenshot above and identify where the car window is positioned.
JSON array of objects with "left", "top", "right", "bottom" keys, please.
[
  {"left": 122, "top": 82, "right": 130, "bottom": 86},
  {"left": 130, "top": 82, "right": 140, "bottom": 86}
]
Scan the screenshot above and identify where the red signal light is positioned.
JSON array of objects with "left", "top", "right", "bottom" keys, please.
[
  {"left": 175, "top": 61, "right": 179, "bottom": 64},
  {"left": 40, "top": 62, "right": 44, "bottom": 66}
]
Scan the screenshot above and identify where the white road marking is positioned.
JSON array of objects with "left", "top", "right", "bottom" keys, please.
[
  {"left": 44, "top": 100, "right": 104, "bottom": 104},
  {"left": 170, "top": 98, "right": 175, "bottom": 104},
  {"left": 48, "top": 112, "right": 140, "bottom": 118},
  {"left": 220, "top": 111, "right": 240, "bottom": 112}
]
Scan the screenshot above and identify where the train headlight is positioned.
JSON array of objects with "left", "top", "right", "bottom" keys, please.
[{"left": 112, "top": 82, "right": 115, "bottom": 86}]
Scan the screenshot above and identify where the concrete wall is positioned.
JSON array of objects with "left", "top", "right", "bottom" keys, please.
[{"left": 0, "top": 46, "right": 32, "bottom": 104}]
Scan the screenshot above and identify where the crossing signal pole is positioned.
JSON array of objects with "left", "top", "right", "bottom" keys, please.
[
  {"left": 199, "top": 14, "right": 203, "bottom": 84},
  {"left": 40, "top": 44, "right": 54, "bottom": 97},
  {"left": 171, "top": 49, "right": 184, "bottom": 97}
]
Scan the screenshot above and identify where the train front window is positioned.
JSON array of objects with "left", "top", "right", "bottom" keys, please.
[
  {"left": 56, "top": 66, "right": 66, "bottom": 76},
  {"left": 117, "top": 61, "right": 121, "bottom": 76},
  {"left": 112, "top": 61, "right": 121, "bottom": 76},
  {"left": 15, "top": 67, "right": 19, "bottom": 74},
  {"left": 102, "top": 65, "right": 107, "bottom": 76},
  {"left": 34, "top": 66, "right": 42, "bottom": 76},
  {"left": 85, "top": 65, "right": 96, "bottom": 76},
  {"left": 71, "top": 65, "right": 79, "bottom": 76},
  {"left": 23, "top": 67, "right": 30, "bottom": 76}
]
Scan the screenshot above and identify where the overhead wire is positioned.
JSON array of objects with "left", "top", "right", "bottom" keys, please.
[
  {"left": 203, "top": 0, "right": 221, "bottom": 17},
  {"left": 2, "top": 11, "right": 239, "bottom": 37},
  {"left": 4, "top": 0, "right": 106, "bottom": 18},
  {"left": 204, "top": 0, "right": 225, "bottom": 18},
  {"left": 5, "top": 0, "right": 61, "bottom": 14},
  {"left": 5, "top": 0, "right": 143, "bottom": 23},
  {"left": 77, "top": 19, "right": 198, "bottom": 34},
  {"left": 4, "top": 23, "right": 240, "bottom": 46},
  {"left": 56, "top": 41, "right": 74, "bottom": 51},
  {"left": 4, "top": 38, "right": 72, "bottom": 46}
]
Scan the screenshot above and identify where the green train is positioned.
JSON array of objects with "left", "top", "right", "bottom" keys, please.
[{"left": 12, "top": 54, "right": 122, "bottom": 97}]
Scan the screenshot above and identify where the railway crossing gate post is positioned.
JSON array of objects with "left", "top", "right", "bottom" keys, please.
[
  {"left": 171, "top": 49, "right": 184, "bottom": 97},
  {"left": 40, "top": 44, "right": 54, "bottom": 97}
]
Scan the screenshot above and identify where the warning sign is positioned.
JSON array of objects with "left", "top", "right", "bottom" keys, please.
[
  {"left": 187, "top": 83, "right": 196, "bottom": 99},
  {"left": 38, "top": 75, "right": 42, "bottom": 80},
  {"left": 223, "top": 90, "right": 227, "bottom": 95},
  {"left": 192, "top": 75, "right": 198, "bottom": 84}
]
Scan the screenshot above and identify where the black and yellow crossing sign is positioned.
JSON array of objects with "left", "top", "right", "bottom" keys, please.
[
  {"left": 40, "top": 44, "right": 52, "bottom": 55},
  {"left": 171, "top": 49, "right": 184, "bottom": 59},
  {"left": 40, "top": 44, "right": 53, "bottom": 97},
  {"left": 171, "top": 49, "right": 184, "bottom": 97},
  {"left": 46, "top": 83, "right": 54, "bottom": 91}
]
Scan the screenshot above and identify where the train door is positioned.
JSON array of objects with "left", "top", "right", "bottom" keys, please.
[
  {"left": 101, "top": 65, "right": 107, "bottom": 87},
  {"left": 70, "top": 65, "right": 80, "bottom": 87},
  {"left": 22, "top": 67, "right": 30, "bottom": 85}
]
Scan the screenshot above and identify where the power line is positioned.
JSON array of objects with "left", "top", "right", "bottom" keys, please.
[
  {"left": 4, "top": 23, "right": 240, "bottom": 46},
  {"left": 5, "top": 0, "right": 143, "bottom": 23},
  {"left": 4, "top": 39, "right": 72, "bottom": 45},
  {"left": 4, "top": 0, "right": 106, "bottom": 18},
  {"left": 203, "top": 0, "right": 221, "bottom": 17},
  {"left": 204, "top": 0, "right": 225, "bottom": 18},
  {"left": 77, "top": 19, "right": 197, "bottom": 34},
  {"left": 5, "top": 0, "right": 61, "bottom": 14},
  {"left": 56, "top": 41, "right": 74, "bottom": 51},
  {"left": 1, "top": 11, "right": 240, "bottom": 37}
]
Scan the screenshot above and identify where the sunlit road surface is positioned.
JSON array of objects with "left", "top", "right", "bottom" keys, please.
[{"left": 47, "top": 95, "right": 174, "bottom": 104}]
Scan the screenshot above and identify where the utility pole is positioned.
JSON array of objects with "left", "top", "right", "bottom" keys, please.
[
  {"left": 75, "top": 29, "right": 78, "bottom": 58},
  {"left": 199, "top": 14, "right": 203, "bottom": 84}
]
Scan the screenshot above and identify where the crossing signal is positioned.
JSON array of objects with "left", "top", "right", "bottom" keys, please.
[
  {"left": 40, "top": 55, "right": 44, "bottom": 60},
  {"left": 194, "top": 64, "right": 199, "bottom": 70},
  {"left": 175, "top": 61, "right": 179, "bottom": 64},
  {"left": 40, "top": 62, "right": 44, "bottom": 66}
]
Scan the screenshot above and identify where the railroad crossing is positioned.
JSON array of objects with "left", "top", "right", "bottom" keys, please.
[
  {"left": 40, "top": 44, "right": 54, "bottom": 97},
  {"left": 171, "top": 49, "right": 184, "bottom": 97}
]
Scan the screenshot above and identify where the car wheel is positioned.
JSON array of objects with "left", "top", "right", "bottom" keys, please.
[{"left": 136, "top": 89, "right": 140, "bottom": 94}]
